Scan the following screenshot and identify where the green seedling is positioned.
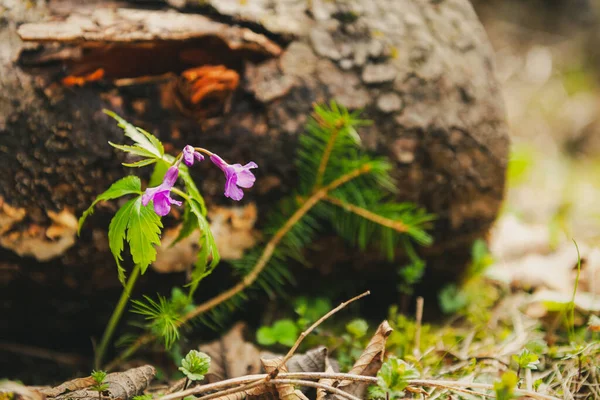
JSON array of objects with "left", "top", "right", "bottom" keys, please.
[
  {"left": 179, "top": 350, "right": 211, "bottom": 389},
  {"left": 90, "top": 370, "right": 109, "bottom": 400}
]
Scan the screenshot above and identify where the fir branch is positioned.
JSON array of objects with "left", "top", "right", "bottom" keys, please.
[{"left": 324, "top": 195, "right": 409, "bottom": 233}]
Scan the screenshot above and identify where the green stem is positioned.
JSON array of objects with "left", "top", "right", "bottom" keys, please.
[
  {"left": 95, "top": 263, "right": 142, "bottom": 369},
  {"left": 171, "top": 187, "right": 191, "bottom": 202}
]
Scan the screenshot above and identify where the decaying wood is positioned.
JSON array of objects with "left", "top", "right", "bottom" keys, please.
[{"left": 1, "top": 0, "right": 508, "bottom": 352}]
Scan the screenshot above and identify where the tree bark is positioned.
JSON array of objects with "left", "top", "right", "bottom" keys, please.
[{"left": 0, "top": 0, "right": 508, "bottom": 367}]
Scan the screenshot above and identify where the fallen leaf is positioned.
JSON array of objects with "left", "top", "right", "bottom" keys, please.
[
  {"left": 338, "top": 320, "right": 393, "bottom": 398},
  {"left": 261, "top": 357, "right": 308, "bottom": 400},
  {"left": 316, "top": 363, "right": 336, "bottom": 400},
  {"left": 286, "top": 346, "right": 338, "bottom": 374},
  {"left": 199, "top": 322, "right": 261, "bottom": 383},
  {"left": 47, "top": 366, "right": 155, "bottom": 400},
  {"left": 37, "top": 376, "right": 95, "bottom": 398}
]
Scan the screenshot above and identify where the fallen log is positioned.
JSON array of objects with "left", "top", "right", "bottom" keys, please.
[{"left": 0, "top": 0, "right": 508, "bottom": 370}]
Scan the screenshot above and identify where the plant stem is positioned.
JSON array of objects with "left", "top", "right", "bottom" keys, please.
[
  {"left": 106, "top": 164, "right": 372, "bottom": 370},
  {"left": 95, "top": 263, "right": 142, "bottom": 369},
  {"left": 171, "top": 187, "right": 191, "bottom": 202},
  {"left": 183, "top": 378, "right": 189, "bottom": 390}
]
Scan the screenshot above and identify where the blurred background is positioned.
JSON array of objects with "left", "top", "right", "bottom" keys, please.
[{"left": 473, "top": 0, "right": 600, "bottom": 241}]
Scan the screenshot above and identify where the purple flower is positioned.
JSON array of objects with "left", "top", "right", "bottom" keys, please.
[
  {"left": 183, "top": 145, "right": 204, "bottom": 167},
  {"left": 141, "top": 166, "right": 182, "bottom": 216},
  {"left": 210, "top": 154, "right": 257, "bottom": 201}
]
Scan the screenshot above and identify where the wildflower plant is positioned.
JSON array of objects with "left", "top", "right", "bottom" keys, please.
[
  {"left": 89, "top": 102, "right": 434, "bottom": 369},
  {"left": 79, "top": 111, "right": 254, "bottom": 367}
]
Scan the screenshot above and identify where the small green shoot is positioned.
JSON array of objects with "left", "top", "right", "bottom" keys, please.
[
  {"left": 179, "top": 350, "right": 211, "bottom": 389},
  {"left": 512, "top": 349, "right": 540, "bottom": 381},
  {"left": 256, "top": 319, "right": 299, "bottom": 347},
  {"left": 131, "top": 295, "right": 181, "bottom": 349},
  {"left": 90, "top": 370, "right": 109, "bottom": 400},
  {"left": 494, "top": 371, "right": 518, "bottom": 400},
  {"left": 369, "top": 356, "right": 419, "bottom": 399}
]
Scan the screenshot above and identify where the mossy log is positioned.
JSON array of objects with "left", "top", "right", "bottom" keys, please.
[{"left": 0, "top": 0, "right": 508, "bottom": 370}]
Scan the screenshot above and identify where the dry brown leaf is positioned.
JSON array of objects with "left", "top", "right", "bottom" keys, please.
[
  {"left": 286, "top": 346, "right": 335, "bottom": 374},
  {"left": 316, "top": 364, "right": 336, "bottom": 400},
  {"left": 260, "top": 346, "right": 338, "bottom": 375},
  {"left": 46, "top": 365, "right": 155, "bottom": 400},
  {"left": 199, "top": 322, "right": 261, "bottom": 383},
  {"left": 261, "top": 357, "right": 309, "bottom": 400},
  {"left": 36, "top": 376, "right": 95, "bottom": 398},
  {"left": 338, "top": 320, "right": 393, "bottom": 398}
]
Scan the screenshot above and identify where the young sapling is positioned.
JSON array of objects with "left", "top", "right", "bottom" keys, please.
[{"left": 90, "top": 370, "right": 109, "bottom": 400}]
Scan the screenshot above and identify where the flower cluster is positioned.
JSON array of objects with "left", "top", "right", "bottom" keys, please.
[{"left": 142, "top": 146, "right": 257, "bottom": 216}]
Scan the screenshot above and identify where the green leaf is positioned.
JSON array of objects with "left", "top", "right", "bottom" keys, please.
[
  {"left": 179, "top": 350, "right": 211, "bottom": 382},
  {"left": 257, "top": 320, "right": 298, "bottom": 347},
  {"left": 136, "top": 127, "right": 165, "bottom": 158},
  {"left": 271, "top": 319, "right": 299, "bottom": 347},
  {"left": 108, "top": 142, "right": 158, "bottom": 159},
  {"left": 346, "top": 319, "right": 369, "bottom": 339},
  {"left": 108, "top": 198, "right": 138, "bottom": 284},
  {"left": 79, "top": 176, "right": 142, "bottom": 234},
  {"left": 104, "top": 110, "right": 164, "bottom": 157},
  {"left": 127, "top": 198, "right": 163, "bottom": 274},
  {"left": 512, "top": 349, "right": 540, "bottom": 370},
  {"left": 186, "top": 199, "right": 220, "bottom": 296},
  {"left": 122, "top": 158, "right": 158, "bottom": 168},
  {"left": 256, "top": 326, "right": 277, "bottom": 346}
]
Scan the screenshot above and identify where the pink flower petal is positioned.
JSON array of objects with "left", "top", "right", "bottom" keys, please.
[
  {"left": 153, "top": 192, "right": 172, "bottom": 216},
  {"left": 224, "top": 173, "right": 244, "bottom": 200},
  {"left": 235, "top": 169, "right": 256, "bottom": 188}
]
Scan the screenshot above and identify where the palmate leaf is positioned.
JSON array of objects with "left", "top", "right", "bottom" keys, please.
[
  {"left": 122, "top": 158, "right": 158, "bottom": 168},
  {"left": 108, "top": 142, "right": 158, "bottom": 159},
  {"left": 108, "top": 198, "right": 137, "bottom": 284},
  {"left": 78, "top": 176, "right": 142, "bottom": 234},
  {"left": 108, "top": 197, "right": 163, "bottom": 284},
  {"left": 128, "top": 197, "right": 163, "bottom": 274},
  {"left": 104, "top": 110, "right": 164, "bottom": 158}
]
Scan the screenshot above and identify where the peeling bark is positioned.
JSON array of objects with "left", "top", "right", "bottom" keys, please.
[{"left": 0, "top": 0, "right": 508, "bottom": 357}]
